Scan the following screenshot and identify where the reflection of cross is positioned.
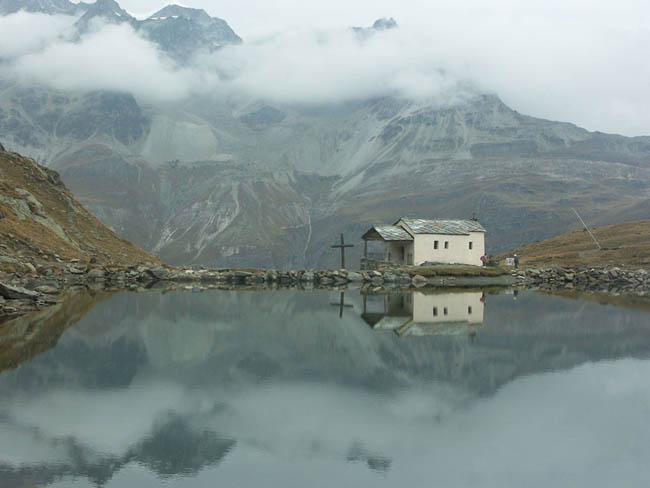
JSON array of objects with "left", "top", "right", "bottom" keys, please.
[
  {"left": 330, "top": 292, "right": 354, "bottom": 318},
  {"left": 331, "top": 234, "right": 354, "bottom": 269}
]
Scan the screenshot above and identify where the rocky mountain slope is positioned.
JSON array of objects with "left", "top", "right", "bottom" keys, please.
[
  {"left": 74, "top": 0, "right": 138, "bottom": 34},
  {"left": 0, "top": 145, "right": 159, "bottom": 271},
  {"left": 140, "top": 4, "right": 241, "bottom": 62},
  {"left": 1, "top": 1, "right": 649, "bottom": 268},
  {"left": 1, "top": 0, "right": 241, "bottom": 60}
]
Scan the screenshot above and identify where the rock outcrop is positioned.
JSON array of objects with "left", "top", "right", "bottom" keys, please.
[
  {"left": 0, "top": 149, "right": 159, "bottom": 268},
  {"left": 0, "top": 148, "right": 161, "bottom": 318}
]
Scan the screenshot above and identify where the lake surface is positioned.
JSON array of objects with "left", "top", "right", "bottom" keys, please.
[{"left": 1, "top": 288, "right": 650, "bottom": 487}]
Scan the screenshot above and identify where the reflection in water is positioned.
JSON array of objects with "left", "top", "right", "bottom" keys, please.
[
  {"left": 0, "top": 289, "right": 649, "bottom": 487},
  {"left": 0, "top": 289, "right": 113, "bottom": 374},
  {"left": 361, "top": 290, "right": 485, "bottom": 337},
  {"left": 0, "top": 412, "right": 234, "bottom": 487}
]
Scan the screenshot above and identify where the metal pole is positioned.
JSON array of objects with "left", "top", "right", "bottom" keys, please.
[
  {"left": 572, "top": 208, "right": 601, "bottom": 250},
  {"left": 340, "top": 234, "right": 345, "bottom": 269}
]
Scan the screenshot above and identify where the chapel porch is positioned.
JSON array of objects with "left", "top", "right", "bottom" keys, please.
[{"left": 361, "top": 225, "right": 414, "bottom": 270}]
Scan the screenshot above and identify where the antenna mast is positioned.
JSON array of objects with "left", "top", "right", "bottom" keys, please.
[{"left": 572, "top": 208, "right": 601, "bottom": 250}]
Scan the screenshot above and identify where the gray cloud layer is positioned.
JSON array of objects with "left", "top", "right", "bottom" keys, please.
[{"left": 3, "top": 1, "right": 650, "bottom": 136}]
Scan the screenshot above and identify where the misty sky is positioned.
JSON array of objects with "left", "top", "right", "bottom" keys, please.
[{"left": 5, "top": 0, "right": 650, "bottom": 136}]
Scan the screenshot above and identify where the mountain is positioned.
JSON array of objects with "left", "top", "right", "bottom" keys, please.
[
  {"left": 140, "top": 5, "right": 241, "bottom": 62},
  {"left": 75, "top": 0, "right": 137, "bottom": 33},
  {"left": 0, "top": 0, "right": 241, "bottom": 62},
  {"left": 0, "top": 145, "right": 159, "bottom": 269},
  {"left": 5, "top": 80, "right": 648, "bottom": 268},
  {"left": 0, "top": 4, "right": 648, "bottom": 268},
  {"left": 353, "top": 17, "right": 398, "bottom": 39},
  {"left": 0, "top": 0, "right": 82, "bottom": 15}
]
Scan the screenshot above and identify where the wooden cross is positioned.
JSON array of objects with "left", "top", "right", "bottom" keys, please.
[{"left": 331, "top": 233, "right": 354, "bottom": 269}]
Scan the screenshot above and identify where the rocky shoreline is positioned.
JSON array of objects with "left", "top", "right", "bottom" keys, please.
[
  {"left": 513, "top": 266, "right": 650, "bottom": 295},
  {"left": 2, "top": 264, "right": 649, "bottom": 321}
]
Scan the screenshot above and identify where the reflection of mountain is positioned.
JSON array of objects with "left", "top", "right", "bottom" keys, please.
[
  {"left": 0, "top": 289, "right": 113, "bottom": 374},
  {"left": 361, "top": 290, "right": 485, "bottom": 337},
  {"left": 347, "top": 441, "right": 392, "bottom": 473},
  {"left": 0, "top": 289, "right": 649, "bottom": 486},
  {"left": 134, "top": 414, "right": 235, "bottom": 478},
  {"left": 3, "top": 289, "right": 650, "bottom": 393},
  {"left": 0, "top": 413, "right": 234, "bottom": 487}
]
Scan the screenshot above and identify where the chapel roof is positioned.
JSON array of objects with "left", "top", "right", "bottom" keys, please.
[
  {"left": 397, "top": 218, "right": 486, "bottom": 235},
  {"left": 365, "top": 225, "right": 414, "bottom": 241}
]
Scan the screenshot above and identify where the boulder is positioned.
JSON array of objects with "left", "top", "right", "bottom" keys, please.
[
  {"left": 35, "top": 285, "right": 59, "bottom": 295},
  {"left": 87, "top": 268, "right": 105, "bottom": 281},
  {"left": 246, "top": 274, "right": 265, "bottom": 284},
  {"left": 145, "top": 266, "right": 170, "bottom": 280},
  {"left": 346, "top": 271, "right": 364, "bottom": 282},
  {"left": 300, "top": 272, "right": 315, "bottom": 282},
  {"left": 0, "top": 282, "right": 39, "bottom": 300},
  {"left": 383, "top": 273, "right": 398, "bottom": 282},
  {"left": 111, "top": 271, "right": 127, "bottom": 282},
  {"left": 67, "top": 265, "right": 87, "bottom": 275}
]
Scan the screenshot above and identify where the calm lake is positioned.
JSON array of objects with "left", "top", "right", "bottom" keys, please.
[{"left": 1, "top": 288, "right": 650, "bottom": 487}]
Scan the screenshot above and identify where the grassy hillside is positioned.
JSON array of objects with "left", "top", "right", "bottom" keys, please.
[
  {"left": 0, "top": 148, "right": 160, "bottom": 271},
  {"left": 507, "top": 220, "right": 650, "bottom": 267}
]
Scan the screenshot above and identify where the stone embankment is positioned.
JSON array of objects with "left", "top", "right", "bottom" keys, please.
[
  {"left": 514, "top": 266, "right": 650, "bottom": 295},
  {"left": 2, "top": 264, "right": 648, "bottom": 321},
  {"left": 0, "top": 265, "right": 511, "bottom": 320}
]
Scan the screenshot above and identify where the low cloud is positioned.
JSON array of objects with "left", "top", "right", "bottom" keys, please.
[
  {"left": 208, "top": 27, "right": 475, "bottom": 104},
  {"left": 0, "top": 14, "right": 480, "bottom": 106},
  {"left": 0, "top": 11, "right": 75, "bottom": 58},
  {"left": 1, "top": 7, "right": 650, "bottom": 135},
  {"left": 5, "top": 19, "right": 204, "bottom": 101}
]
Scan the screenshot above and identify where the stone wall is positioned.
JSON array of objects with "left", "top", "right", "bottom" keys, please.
[{"left": 516, "top": 267, "right": 650, "bottom": 295}]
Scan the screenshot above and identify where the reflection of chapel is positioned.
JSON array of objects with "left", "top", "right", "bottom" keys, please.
[
  {"left": 361, "top": 291, "right": 485, "bottom": 337},
  {"left": 361, "top": 218, "right": 486, "bottom": 267}
]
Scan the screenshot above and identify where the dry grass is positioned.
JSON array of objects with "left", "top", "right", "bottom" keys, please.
[
  {"left": 396, "top": 264, "right": 508, "bottom": 277},
  {"left": 0, "top": 150, "right": 160, "bottom": 268},
  {"left": 505, "top": 220, "right": 650, "bottom": 268}
]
